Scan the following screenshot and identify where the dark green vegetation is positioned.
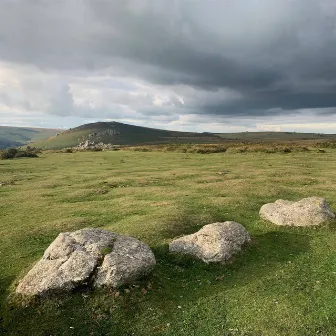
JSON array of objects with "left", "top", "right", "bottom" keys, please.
[
  {"left": 0, "top": 147, "right": 39, "bottom": 160},
  {"left": 31, "top": 121, "right": 336, "bottom": 150},
  {"left": 1, "top": 149, "right": 336, "bottom": 335},
  {"left": 0, "top": 126, "right": 59, "bottom": 149}
]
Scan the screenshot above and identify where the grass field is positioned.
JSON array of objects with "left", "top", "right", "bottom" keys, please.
[{"left": 1, "top": 149, "right": 336, "bottom": 335}]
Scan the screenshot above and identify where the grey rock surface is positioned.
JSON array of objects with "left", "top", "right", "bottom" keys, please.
[
  {"left": 169, "top": 221, "right": 251, "bottom": 263},
  {"left": 259, "top": 197, "right": 335, "bottom": 226},
  {"left": 16, "top": 229, "right": 156, "bottom": 296},
  {"left": 94, "top": 236, "right": 156, "bottom": 288}
]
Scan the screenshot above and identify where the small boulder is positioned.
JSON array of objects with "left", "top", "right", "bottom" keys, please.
[
  {"left": 259, "top": 197, "right": 335, "bottom": 226},
  {"left": 16, "top": 229, "right": 156, "bottom": 297},
  {"left": 169, "top": 221, "right": 251, "bottom": 263}
]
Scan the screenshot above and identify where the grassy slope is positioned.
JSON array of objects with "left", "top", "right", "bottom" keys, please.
[
  {"left": 1, "top": 150, "right": 336, "bottom": 335},
  {"left": 32, "top": 121, "right": 336, "bottom": 149},
  {"left": 0, "top": 126, "right": 59, "bottom": 149},
  {"left": 33, "top": 121, "right": 221, "bottom": 149}
]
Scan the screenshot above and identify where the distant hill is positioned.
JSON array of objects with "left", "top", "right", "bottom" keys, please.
[
  {"left": 32, "top": 121, "right": 221, "bottom": 149},
  {"left": 215, "top": 131, "right": 336, "bottom": 142},
  {"left": 0, "top": 126, "right": 60, "bottom": 149},
  {"left": 31, "top": 121, "right": 336, "bottom": 150}
]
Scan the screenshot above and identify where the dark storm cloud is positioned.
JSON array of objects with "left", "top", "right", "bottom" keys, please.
[{"left": 1, "top": 0, "right": 336, "bottom": 118}]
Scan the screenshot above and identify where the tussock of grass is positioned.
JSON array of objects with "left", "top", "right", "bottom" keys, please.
[{"left": 317, "top": 141, "right": 336, "bottom": 149}]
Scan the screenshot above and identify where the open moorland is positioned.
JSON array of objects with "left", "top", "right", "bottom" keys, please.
[
  {"left": 1, "top": 148, "right": 336, "bottom": 335},
  {"left": 0, "top": 126, "right": 59, "bottom": 149}
]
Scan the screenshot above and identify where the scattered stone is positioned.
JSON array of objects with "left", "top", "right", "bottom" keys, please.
[
  {"left": 96, "top": 189, "right": 108, "bottom": 195},
  {"left": 75, "top": 141, "right": 120, "bottom": 151},
  {"left": 87, "top": 129, "right": 120, "bottom": 139},
  {"left": 0, "top": 180, "right": 15, "bottom": 187},
  {"left": 150, "top": 201, "right": 169, "bottom": 207},
  {"left": 259, "top": 197, "right": 335, "bottom": 226},
  {"left": 83, "top": 140, "right": 95, "bottom": 149},
  {"left": 217, "top": 170, "right": 229, "bottom": 175},
  {"left": 169, "top": 221, "right": 251, "bottom": 263},
  {"left": 16, "top": 229, "right": 156, "bottom": 297}
]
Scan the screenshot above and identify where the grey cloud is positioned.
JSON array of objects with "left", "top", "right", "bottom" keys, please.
[
  {"left": 0, "top": 84, "right": 32, "bottom": 110},
  {"left": 0, "top": 0, "right": 336, "bottom": 119},
  {"left": 48, "top": 84, "right": 75, "bottom": 116},
  {"left": 0, "top": 91, "right": 12, "bottom": 106}
]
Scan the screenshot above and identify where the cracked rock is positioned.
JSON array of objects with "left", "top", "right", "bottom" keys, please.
[
  {"left": 94, "top": 236, "right": 157, "bottom": 288},
  {"left": 16, "top": 229, "right": 156, "bottom": 297}
]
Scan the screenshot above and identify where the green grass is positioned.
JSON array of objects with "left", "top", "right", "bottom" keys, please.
[{"left": 1, "top": 150, "right": 336, "bottom": 335}]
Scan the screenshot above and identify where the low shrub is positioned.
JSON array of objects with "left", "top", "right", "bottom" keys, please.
[
  {"left": 15, "top": 151, "right": 39, "bottom": 158},
  {"left": 282, "top": 147, "right": 292, "bottom": 153},
  {"left": 317, "top": 141, "right": 336, "bottom": 149},
  {"left": 227, "top": 147, "right": 248, "bottom": 154},
  {"left": 193, "top": 145, "right": 227, "bottom": 154},
  {"left": 132, "top": 147, "right": 151, "bottom": 152},
  {"left": 1, "top": 148, "right": 19, "bottom": 159},
  {"left": 0, "top": 147, "right": 39, "bottom": 160},
  {"left": 292, "top": 146, "right": 309, "bottom": 152},
  {"left": 127, "top": 144, "right": 228, "bottom": 154},
  {"left": 88, "top": 147, "right": 103, "bottom": 152}
]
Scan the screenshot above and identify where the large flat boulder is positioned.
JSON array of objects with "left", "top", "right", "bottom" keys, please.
[
  {"left": 16, "top": 229, "right": 156, "bottom": 297},
  {"left": 259, "top": 197, "right": 335, "bottom": 226},
  {"left": 169, "top": 221, "right": 251, "bottom": 263}
]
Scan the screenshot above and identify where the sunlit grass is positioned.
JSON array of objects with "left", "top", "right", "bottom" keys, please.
[{"left": 1, "top": 150, "right": 336, "bottom": 335}]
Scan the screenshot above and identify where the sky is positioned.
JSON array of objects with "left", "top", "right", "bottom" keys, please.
[{"left": 0, "top": 0, "right": 336, "bottom": 133}]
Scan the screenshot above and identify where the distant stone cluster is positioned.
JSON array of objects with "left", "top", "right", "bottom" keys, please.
[
  {"left": 75, "top": 140, "right": 120, "bottom": 150},
  {"left": 88, "top": 129, "right": 120, "bottom": 139},
  {"left": 75, "top": 128, "right": 121, "bottom": 150}
]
